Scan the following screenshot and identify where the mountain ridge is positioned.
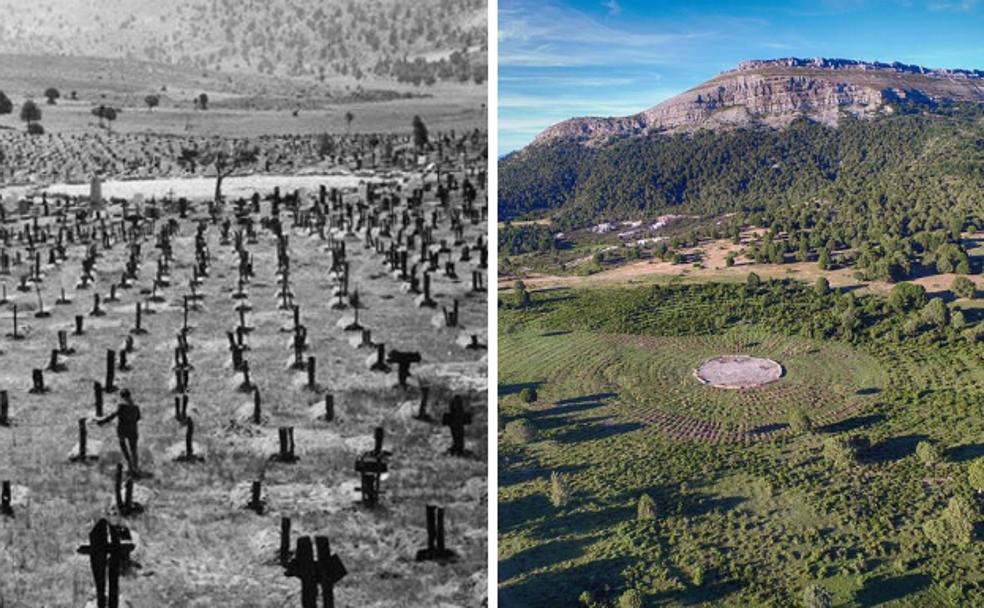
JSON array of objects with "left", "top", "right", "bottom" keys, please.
[{"left": 530, "top": 57, "right": 984, "bottom": 147}]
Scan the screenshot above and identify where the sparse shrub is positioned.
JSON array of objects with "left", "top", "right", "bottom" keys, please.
[
  {"left": 951, "top": 276, "right": 976, "bottom": 300},
  {"left": 788, "top": 409, "right": 812, "bottom": 434},
  {"left": 578, "top": 591, "right": 593, "bottom": 606},
  {"left": 823, "top": 435, "right": 860, "bottom": 468},
  {"left": 968, "top": 458, "right": 984, "bottom": 491},
  {"left": 617, "top": 589, "right": 643, "bottom": 608},
  {"left": 802, "top": 584, "right": 833, "bottom": 608},
  {"left": 519, "top": 387, "right": 537, "bottom": 404},
  {"left": 924, "top": 496, "right": 976, "bottom": 547},
  {"left": 746, "top": 272, "right": 761, "bottom": 289},
  {"left": 637, "top": 493, "right": 657, "bottom": 521},
  {"left": 814, "top": 277, "right": 830, "bottom": 296},
  {"left": 921, "top": 298, "right": 949, "bottom": 328},
  {"left": 549, "top": 471, "right": 571, "bottom": 507},
  {"left": 916, "top": 440, "right": 941, "bottom": 466},
  {"left": 504, "top": 420, "right": 535, "bottom": 444}
]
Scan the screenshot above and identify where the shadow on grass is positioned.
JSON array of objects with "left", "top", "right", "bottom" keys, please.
[
  {"left": 945, "top": 443, "right": 984, "bottom": 463},
  {"left": 854, "top": 573, "right": 931, "bottom": 607},
  {"left": 499, "top": 381, "right": 545, "bottom": 398},
  {"left": 498, "top": 491, "right": 554, "bottom": 532},
  {"left": 498, "top": 557, "right": 631, "bottom": 607},
  {"left": 856, "top": 387, "right": 882, "bottom": 396},
  {"left": 552, "top": 419, "right": 643, "bottom": 444},
  {"left": 866, "top": 434, "right": 928, "bottom": 464},
  {"left": 816, "top": 413, "right": 885, "bottom": 434},
  {"left": 499, "top": 536, "right": 594, "bottom": 584}
]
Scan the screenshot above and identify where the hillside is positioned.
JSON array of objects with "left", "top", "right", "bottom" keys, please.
[
  {"left": 532, "top": 58, "right": 984, "bottom": 146},
  {"left": 0, "top": 0, "right": 487, "bottom": 87}
]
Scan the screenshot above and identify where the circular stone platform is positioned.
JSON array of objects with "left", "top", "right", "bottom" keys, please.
[{"left": 694, "top": 356, "right": 783, "bottom": 389}]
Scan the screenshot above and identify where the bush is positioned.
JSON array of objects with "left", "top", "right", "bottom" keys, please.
[
  {"left": 504, "top": 420, "right": 535, "bottom": 444},
  {"left": 802, "top": 584, "right": 833, "bottom": 608},
  {"left": 788, "top": 409, "right": 813, "bottom": 434},
  {"left": 549, "top": 471, "right": 571, "bottom": 507},
  {"left": 823, "top": 435, "right": 865, "bottom": 468},
  {"left": 637, "top": 493, "right": 657, "bottom": 521},
  {"left": 951, "top": 275, "right": 976, "bottom": 300},
  {"left": 968, "top": 458, "right": 984, "bottom": 491},
  {"left": 888, "top": 282, "right": 927, "bottom": 313},
  {"left": 617, "top": 589, "right": 643, "bottom": 608},
  {"left": 519, "top": 387, "right": 538, "bottom": 404},
  {"left": 916, "top": 440, "right": 941, "bottom": 466},
  {"left": 924, "top": 496, "right": 976, "bottom": 547}
]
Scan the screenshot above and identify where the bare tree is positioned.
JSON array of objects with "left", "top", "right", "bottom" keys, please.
[{"left": 179, "top": 141, "right": 258, "bottom": 202}]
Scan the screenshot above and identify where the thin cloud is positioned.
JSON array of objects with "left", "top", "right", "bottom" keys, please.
[
  {"left": 926, "top": 0, "right": 979, "bottom": 10},
  {"left": 603, "top": 0, "right": 623, "bottom": 16}
]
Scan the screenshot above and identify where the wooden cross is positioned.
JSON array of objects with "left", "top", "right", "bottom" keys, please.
[
  {"left": 77, "top": 519, "right": 135, "bottom": 608},
  {"left": 442, "top": 396, "right": 472, "bottom": 457},
  {"left": 284, "top": 535, "right": 347, "bottom": 608}
]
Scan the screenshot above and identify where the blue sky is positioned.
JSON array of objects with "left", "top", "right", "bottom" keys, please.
[{"left": 499, "top": 0, "right": 984, "bottom": 153}]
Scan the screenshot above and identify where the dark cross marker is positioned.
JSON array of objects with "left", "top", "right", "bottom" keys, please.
[
  {"left": 69, "top": 418, "right": 97, "bottom": 463},
  {"left": 93, "top": 382, "right": 104, "bottom": 417},
  {"left": 130, "top": 302, "right": 146, "bottom": 335},
  {"left": 9, "top": 304, "right": 24, "bottom": 340},
  {"left": 415, "top": 505, "right": 456, "bottom": 562},
  {"left": 1, "top": 480, "right": 12, "bottom": 517},
  {"left": 104, "top": 350, "right": 117, "bottom": 393},
  {"left": 305, "top": 356, "right": 318, "bottom": 391},
  {"left": 105, "top": 284, "right": 119, "bottom": 303},
  {"left": 245, "top": 480, "right": 265, "bottom": 514},
  {"left": 386, "top": 350, "right": 422, "bottom": 389},
  {"left": 252, "top": 388, "right": 263, "bottom": 424},
  {"left": 90, "top": 293, "right": 105, "bottom": 317},
  {"left": 416, "top": 272, "right": 436, "bottom": 308},
  {"left": 58, "top": 330, "right": 74, "bottom": 355},
  {"left": 113, "top": 463, "right": 143, "bottom": 517},
  {"left": 369, "top": 344, "right": 390, "bottom": 372},
  {"left": 77, "top": 519, "right": 135, "bottom": 608},
  {"left": 323, "top": 394, "right": 334, "bottom": 422},
  {"left": 271, "top": 427, "right": 299, "bottom": 463},
  {"left": 117, "top": 349, "right": 131, "bottom": 372},
  {"left": 0, "top": 390, "right": 9, "bottom": 426},
  {"left": 238, "top": 360, "right": 255, "bottom": 392},
  {"left": 74, "top": 314, "right": 85, "bottom": 336},
  {"left": 442, "top": 300, "right": 460, "bottom": 328},
  {"left": 284, "top": 536, "right": 347, "bottom": 608},
  {"left": 34, "top": 285, "right": 50, "bottom": 318},
  {"left": 442, "top": 396, "right": 472, "bottom": 457},
  {"left": 29, "top": 369, "right": 47, "bottom": 394},
  {"left": 174, "top": 416, "right": 204, "bottom": 463},
  {"left": 354, "top": 427, "right": 389, "bottom": 508},
  {"left": 279, "top": 517, "right": 293, "bottom": 567},
  {"left": 174, "top": 394, "right": 188, "bottom": 423},
  {"left": 47, "top": 349, "right": 66, "bottom": 372},
  {"left": 414, "top": 386, "right": 431, "bottom": 422}
]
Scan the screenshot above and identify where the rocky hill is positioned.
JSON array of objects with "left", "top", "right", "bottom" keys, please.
[
  {"left": 532, "top": 57, "right": 984, "bottom": 146},
  {"left": 0, "top": 0, "right": 487, "bottom": 87}
]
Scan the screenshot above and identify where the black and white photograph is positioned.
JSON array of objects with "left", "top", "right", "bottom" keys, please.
[{"left": 0, "top": 1, "right": 488, "bottom": 606}]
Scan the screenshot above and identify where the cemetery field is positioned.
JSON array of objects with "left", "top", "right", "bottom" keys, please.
[
  {"left": 498, "top": 280, "right": 984, "bottom": 607},
  {"left": 0, "top": 170, "right": 488, "bottom": 606}
]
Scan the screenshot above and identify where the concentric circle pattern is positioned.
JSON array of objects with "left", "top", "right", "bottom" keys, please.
[{"left": 499, "top": 329, "right": 887, "bottom": 443}]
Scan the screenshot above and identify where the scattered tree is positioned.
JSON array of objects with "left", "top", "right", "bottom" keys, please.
[
  {"left": 968, "top": 458, "right": 984, "bottom": 491},
  {"left": 177, "top": 141, "right": 259, "bottom": 202},
  {"left": 518, "top": 386, "right": 537, "bottom": 404},
  {"left": 617, "top": 589, "right": 643, "bottom": 608},
  {"left": 412, "top": 114, "right": 429, "bottom": 150},
  {"left": 19, "top": 100, "right": 41, "bottom": 133},
  {"left": 0, "top": 91, "right": 12, "bottom": 115},
  {"left": 145, "top": 94, "right": 160, "bottom": 111},
  {"left": 916, "top": 440, "right": 941, "bottom": 466},
  {"left": 814, "top": 277, "right": 830, "bottom": 297},
  {"left": 951, "top": 276, "right": 976, "bottom": 300},
  {"left": 924, "top": 496, "right": 976, "bottom": 547},
  {"left": 44, "top": 87, "right": 60, "bottom": 105},
  {"left": 196, "top": 93, "right": 209, "bottom": 110}
]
